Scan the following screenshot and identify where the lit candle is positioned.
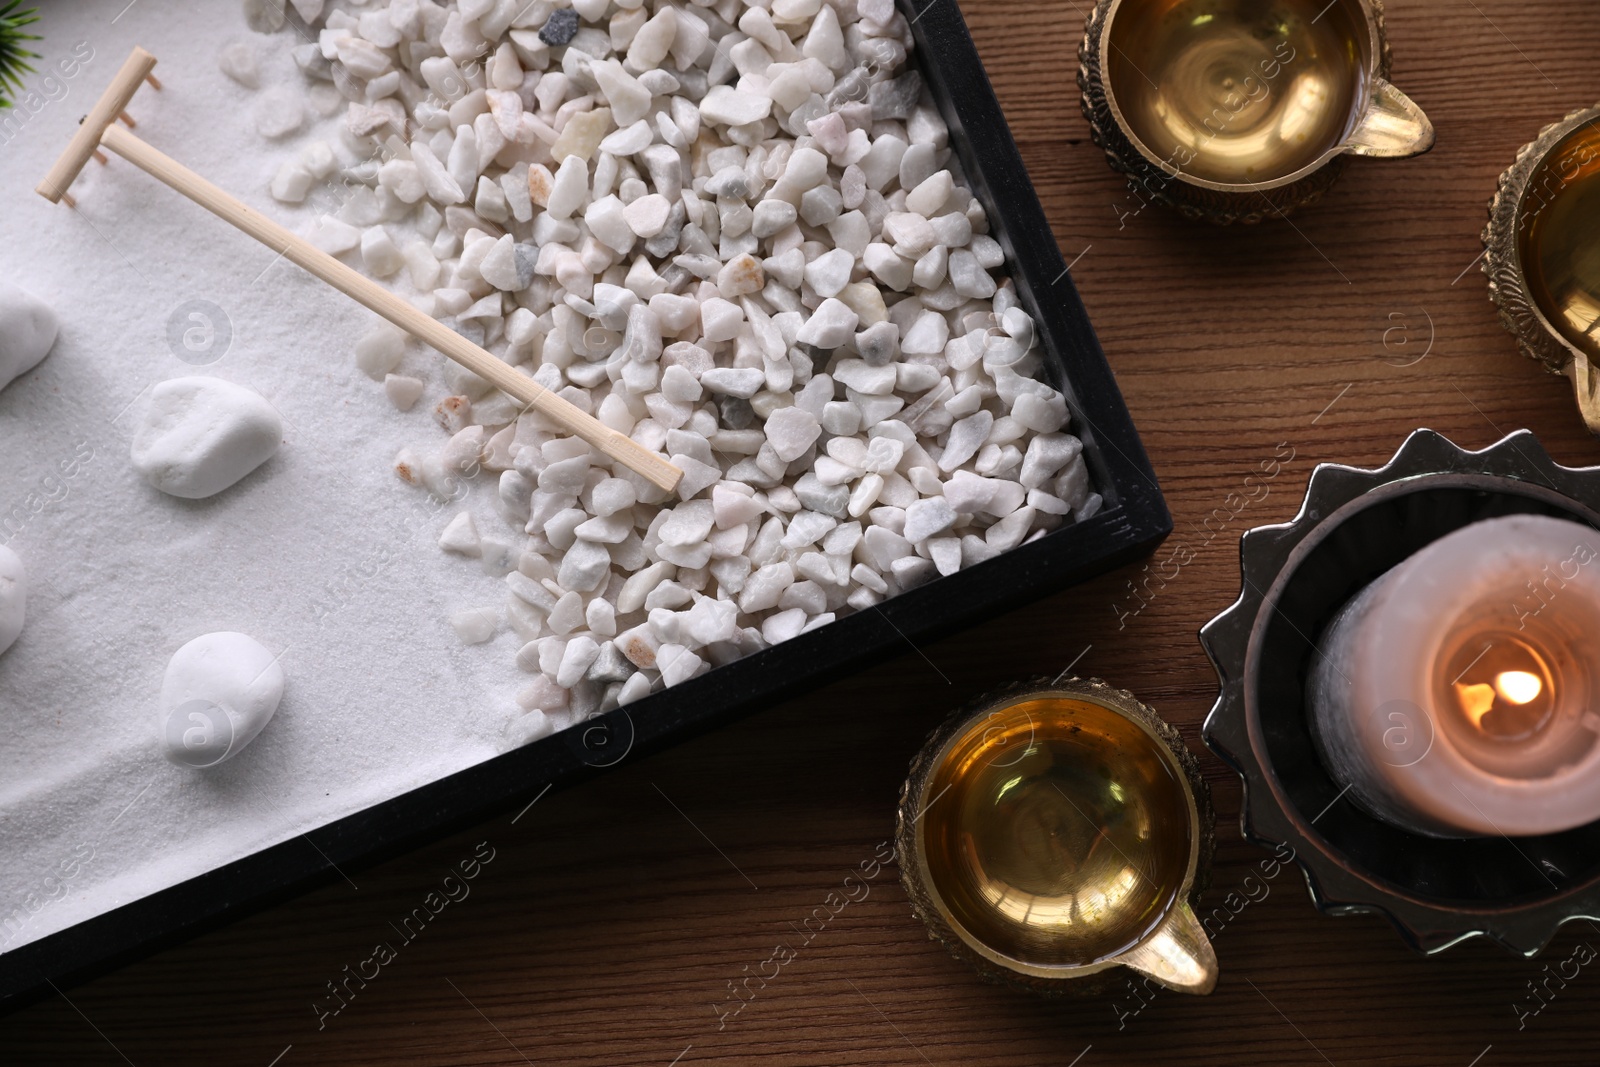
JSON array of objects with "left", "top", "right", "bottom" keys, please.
[{"left": 1308, "top": 514, "right": 1600, "bottom": 838}]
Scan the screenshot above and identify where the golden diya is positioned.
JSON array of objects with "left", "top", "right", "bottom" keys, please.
[
  {"left": 896, "top": 677, "right": 1218, "bottom": 995},
  {"left": 1485, "top": 104, "right": 1600, "bottom": 435},
  {"left": 1078, "top": 0, "right": 1434, "bottom": 223}
]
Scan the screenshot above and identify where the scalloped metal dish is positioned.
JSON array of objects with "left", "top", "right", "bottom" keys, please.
[{"left": 1201, "top": 428, "right": 1600, "bottom": 955}]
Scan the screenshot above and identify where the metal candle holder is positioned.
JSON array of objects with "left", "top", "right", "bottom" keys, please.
[
  {"left": 1202, "top": 429, "right": 1600, "bottom": 954},
  {"left": 897, "top": 677, "right": 1217, "bottom": 995},
  {"left": 1078, "top": 0, "right": 1433, "bottom": 224},
  {"left": 1484, "top": 103, "right": 1600, "bottom": 435}
]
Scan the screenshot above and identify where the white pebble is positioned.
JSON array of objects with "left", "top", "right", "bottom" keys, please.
[
  {"left": 159, "top": 632, "right": 284, "bottom": 768},
  {"left": 906, "top": 171, "right": 954, "bottom": 217},
  {"left": 903, "top": 497, "right": 958, "bottom": 544},
  {"left": 624, "top": 193, "right": 673, "bottom": 238},
  {"left": 764, "top": 407, "right": 822, "bottom": 463},
  {"left": 658, "top": 643, "right": 704, "bottom": 687},
  {"left": 0, "top": 545, "right": 24, "bottom": 658},
  {"left": 439, "top": 511, "right": 481, "bottom": 556},
  {"left": 131, "top": 377, "right": 283, "bottom": 500},
  {"left": 451, "top": 607, "right": 499, "bottom": 645},
  {"left": 219, "top": 42, "right": 260, "bottom": 88},
  {"left": 0, "top": 282, "right": 57, "bottom": 393},
  {"left": 355, "top": 324, "right": 405, "bottom": 379},
  {"left": 385, "top": 374, "right": 424, "bottom": 411},
  {"left": 557, "top": 635, "right": 602, "bottom": 687},
  {"left": 796, "top": 298, "right": 859, "bottom": 348},
  {"left": 255, "top": 87, "right": 303, "bottom": 139},
  {"left": 805, "top": 248, "right": 855, "bottom": 298},
  {"left": 699, "top": 85, "right": 773, "bottom": 127}
]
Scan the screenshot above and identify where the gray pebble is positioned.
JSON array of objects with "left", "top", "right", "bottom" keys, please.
[
  {"left": 644, "top": 201, "right": 687, "bottom": 258},
  {"left": 586, "top": 642, "right": 635, "bottom": 684},
  {"left": 719, "top": 396, "right": 755, "bottom": 429},
  {"left": 795, "top": 473, "right": 850, "bottom": 517},
  {"left": 539, "top": 8, "right": 580, "bottom": 46},
  {"left": 513, "top": 243, "right": 538, "bottom": 289},
  {"left": 870, "top": 71, "right": 922, "bottom": 121},
  {"left": 856, "top": 321, "right": 900, "bottom": 366}
]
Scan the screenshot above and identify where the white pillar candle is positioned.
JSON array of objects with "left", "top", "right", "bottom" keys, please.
[{"left": 1309, "top": 514, "right": 1600, "bottom": 838}]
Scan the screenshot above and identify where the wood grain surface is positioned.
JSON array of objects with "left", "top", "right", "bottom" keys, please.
[{"left": 8, "top": 1, "right": 1600, "bottom": 1063}]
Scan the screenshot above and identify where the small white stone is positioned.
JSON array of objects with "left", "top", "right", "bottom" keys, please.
[
  {"left": 131, "top": 378, "right": 282, "bottom": 500},
  {"left": 559, "top": 539, "right": 613, "bottom": 592},
  {"left": 949, "top": 249, "right": 998, "bottom": 299},
  {"left": 0, "top": 545, "right": 24, "bottom": 657},
  {"left": 1013, "top": 392, "right": 1070, "bottom": 434},
  {"left": 740, "top": 562, "right": 795, "bottom": 613},
  {"left": 361, "top": 226, "right": 404, "bottom": 277},
  {"left": 547, "top": 590, "right": 586, "bottom": 634},
  {"left": 557, "top": 635, "right": 602, "bottom": 687},
  {"left": 439, "top": 511, "right": 481, "bottom": 556},
  {"left": 940, "top": 411, "right": 994, "bottom": 472},
  {"left": 411, "top": 141, "right": 465, "bottom": 204},
  {"left": 701, "top": 298, "right": 745, "bottom": 343},
  {"left": 764, "top": 406, "right": 821, "bottom": 463},
  {"left": 590, "top": 477, "right": 638, "bottom": 516},
  {"left": 628, "top": 6, "right": 679, "bottom": 69},
  {"left": 623, "top": 193, "right": 672, "bottom": 238},
  {"left": 547, "top": 155, "right": 592, "bottom": 222},
  {"left": 717, "top": 254, "right": 766, "bottom": 299},
  {"left": 805, "top": 248, "right": 855, "bottom": 299},
  {"left": 700, "top": 368, "right": 767, "bottom": 398},
  {"left": 699, "top": 85, "right": 773, "bottom": 127},
  {"left": 0, "top": 283, "right": 58, "bottom": 393},
  {"left": 903, "top": 497, "right": 958, "bottom": 543},
  {"left": 354, "top": 324, "right": 405, "bottom": 379},
  {"left": 902, "top": 311, "right": 949, "bottom": 355},
  {"left": 660, "top": 500, "right": 716, "bottom": 546},
  {"left": 906, "top": 170, "right": 954, "bottom": 217},
  {"left": 219, "top": 41, "right": 261, "bottom": 89},
  {"left": 658, "top": 643, "right": 704, "bottom": 687},
  {"left": 270, "top": 161, "right": 313, "bottom": 203},
  {"left": 593, "top": 61, "right": 652, "bottom": 126},
  {"left": 928, "top": 537, "right": 963, "bottom": 576},
  {"left": 797, "top": 298, "right": 859, "bottom": 349},
  {"left": 752, "top": 199, "right": 798, "bottom": 239},
  {"left": 617, "top": 672, "right": 654, "bottom": 705},
  {"left": 159, "top": 632, "right": 285, "bottom": 768},
  {"left": 385, "top": 374, "right": 424, "bottom": 411},
  {"left": 451, "top": 606, "right": 499, "bottom": 645},
  {"left": 307, "top": 217, "right": 360, "bottom": 255},
  {"left": 255, "top": 87, "right": 303, "bottom": 139},
  {"left": 713, "top": 484, "right": 765, "bottom": 529},
  {"left": 833, "top": 359, "right": 898, "bottom": 396},
  {"left": 600, "top": 119, "right": 655, "bottom": 156},
  {"left": 588, "top": 603, "right": 620, "bottom": 643},
  {"left": 761, "top": 607, "right": 808, "bottom": 645}
]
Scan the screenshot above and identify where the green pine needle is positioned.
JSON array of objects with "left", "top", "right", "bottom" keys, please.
[{"left": 0, "top": 2, "right": 42, "bottom": 110}]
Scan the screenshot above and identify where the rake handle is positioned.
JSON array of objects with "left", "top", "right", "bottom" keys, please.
[{"left": 87, "top": 121, "right": 682, "bottom": 493}]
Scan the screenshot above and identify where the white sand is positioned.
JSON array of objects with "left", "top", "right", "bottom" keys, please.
[{"left": 0, "top": 1, "right": 527, "bottom": 953}]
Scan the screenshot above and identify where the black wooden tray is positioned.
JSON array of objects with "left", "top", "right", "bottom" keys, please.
[{"left": 0, "top": 0, "right": 1170, "bottom": 1012}]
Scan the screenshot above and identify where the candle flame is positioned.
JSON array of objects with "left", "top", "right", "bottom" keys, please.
[
  {"left": 1494, "top": 670, "right": 1543, "bottom": 706},
  {"left": 1454, "top": 682, "right": 1496, "bottom": 728}
]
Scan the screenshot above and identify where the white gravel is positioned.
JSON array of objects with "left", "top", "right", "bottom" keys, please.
[{"left": 248, "top": 0, "right": 1102, "bottom": 744}]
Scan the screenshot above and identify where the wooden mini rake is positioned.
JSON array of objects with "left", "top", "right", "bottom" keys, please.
[{"left": 37, "top": 47, "right": 684, "bottom": 493}]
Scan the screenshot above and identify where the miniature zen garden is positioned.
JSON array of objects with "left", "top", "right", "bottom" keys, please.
[{"left": 0, "top": 0, "right": 1097, "bottom": 952}]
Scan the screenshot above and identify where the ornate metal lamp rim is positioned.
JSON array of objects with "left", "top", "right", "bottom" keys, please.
[
  {"left": 1483, "top": 103, "right": 1600, "bottom": 378},
  {"left": 1093, "top": 0, "right": 1388, "bottom": 194},
  {"left": 896, "top": 676, "right": 1212, "bottom": 990}
]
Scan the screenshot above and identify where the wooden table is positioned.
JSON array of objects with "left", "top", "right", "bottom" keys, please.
[{"left": 7, "top": 1, "right": 1600, "bottom": 1062}]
